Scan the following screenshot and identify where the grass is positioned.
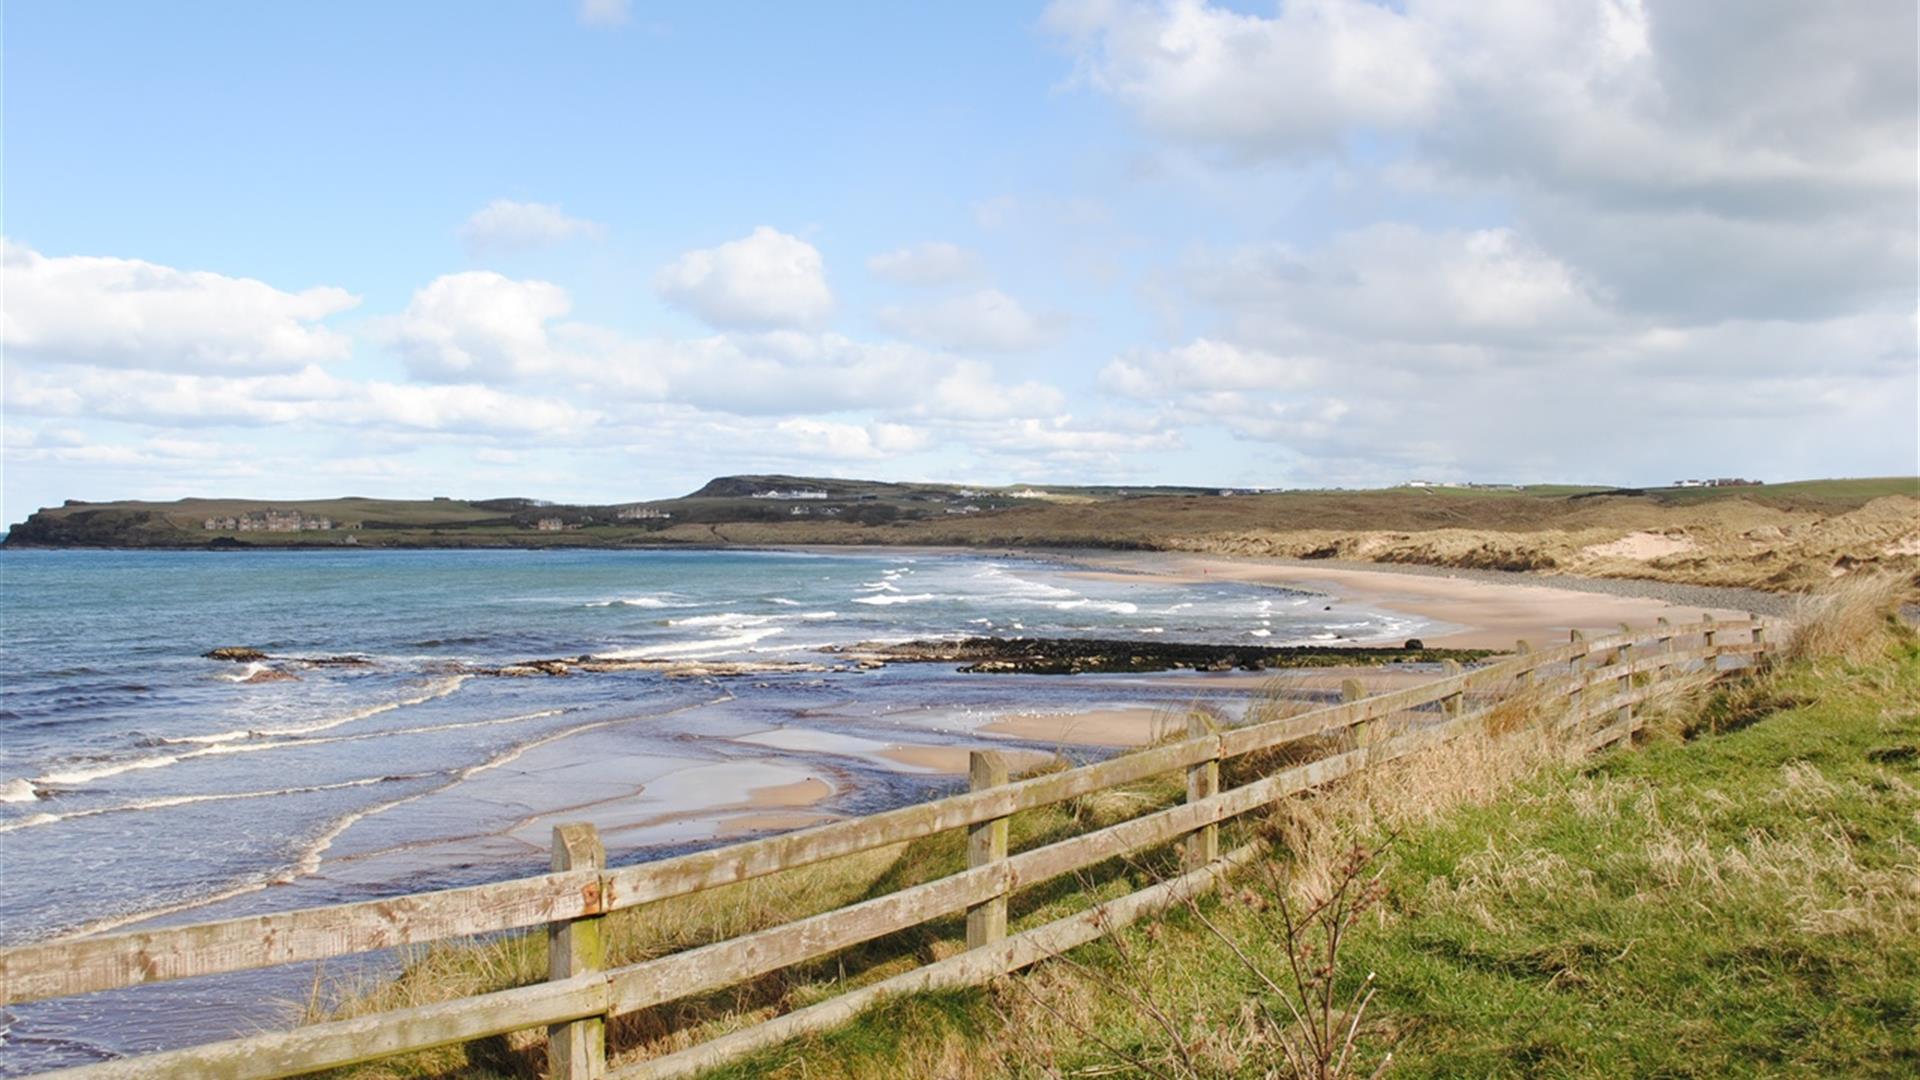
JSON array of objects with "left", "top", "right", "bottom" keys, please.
[{"left": 687, "top": 590, "right": 1919, "bottom": 1078}]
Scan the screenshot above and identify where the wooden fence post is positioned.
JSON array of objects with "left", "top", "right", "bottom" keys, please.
[
  {"left": 1701, "top": 614, "right": 1717, "bottom": 671},
  {"left": 1752, "top": 620, "right": 1766, "bottom": 659},
  {"left": 548, "top": 822, "right": 607, "bottom": 1080},
  {"left": 1339, "top": 678, "right": 1369, "bottom": 749},
  {"left": 1515, "top": 640, "right": 1534, "bottom": 689},
  {"left": 1568, "top": 629, "right": 1588, "bottom": 725},
  {"left": 1441, "top": 659, "right": 1464, "bottom": 718},
  {"left": 1615, "top": 622, "right": 1634, "bottom": 737},
  {"left": 1183, "top": 713, "right": 1220, "bottom": 870},
  {"left": 966, "top": 751, "right": 1010, "bottom": 949}
]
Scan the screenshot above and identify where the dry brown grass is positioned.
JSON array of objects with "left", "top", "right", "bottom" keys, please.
[{"left": 1780, "top": 571, "right": 1916, "bottom": 665}]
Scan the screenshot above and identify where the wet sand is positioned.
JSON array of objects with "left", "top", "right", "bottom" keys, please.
[
  {"left": 981, "top": 706, "right": 1189, "bottom": 747},
  {"left": 876, "top": 744, "right": 1056, "bottom": 774}
]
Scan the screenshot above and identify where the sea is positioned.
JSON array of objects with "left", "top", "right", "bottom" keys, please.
[{"left": 0, "top": 547, "right": 1430, "bottom": 1072}]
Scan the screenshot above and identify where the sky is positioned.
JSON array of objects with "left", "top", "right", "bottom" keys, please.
[{"left": 3, "top": 0, "right": 1916, "bottom": 526}]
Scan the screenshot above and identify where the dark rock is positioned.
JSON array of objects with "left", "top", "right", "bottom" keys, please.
[
  {"left": 846, "top": 636, "right": 1496, "bottom": 675},
  {"left": 205, "top": 647, "right": 269, "bottom": 662},
  {"left": 1403, "top": 638, "right": 1425, "bottom": 650}
]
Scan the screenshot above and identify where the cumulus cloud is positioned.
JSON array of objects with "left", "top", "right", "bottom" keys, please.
[
  {"left": 385, "top": 271, "right": 574, "bottom": 380},
  {"left": 654, "top": 226, "right": 834, "bottom": 330},
  {"left": 373, "top": 269, "right": 1074, "bottom": 423},
  {"left": 770, "top": 418, "right": 932, "bottom": 460},
  {"left": 458, "top": 200, "right": 604, "bottom": 255},
  {"left": 867, "top": 242, "right": 983, "bottom": 286},
  {"left": 1050, "top": 0, "right": 1916, "bottom": 329},
  {"left": 1, "top": 239, "right": 359, "bottom": 373},
  {"left": 1046, "top": 0, "right": 1441, "bottom": 155},
  {"left": 1101, "top": 339, "right": 1321, "bottom": 399},
  {"left": 924, "top": 361, "right": 1068, "bottom": 419},
  {"left": 877, "top": 289, "right": 1065, "bottom": 352}
]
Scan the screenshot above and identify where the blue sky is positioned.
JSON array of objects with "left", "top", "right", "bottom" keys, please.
[{"left": 5, "top": 0, "right": 1915, "bottom": 525}]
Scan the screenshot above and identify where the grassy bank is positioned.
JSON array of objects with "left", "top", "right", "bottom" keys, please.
[{"left": 690, "top": 586, "right": 1918, "bottom": 1078}]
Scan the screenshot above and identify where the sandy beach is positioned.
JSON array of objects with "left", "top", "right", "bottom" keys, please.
[
  {"left": 876, "top": 744, "right": 1055, "bottom": 774},
  {"left": 1062, "top": 552, "right": 1757, "bottom": 649}
]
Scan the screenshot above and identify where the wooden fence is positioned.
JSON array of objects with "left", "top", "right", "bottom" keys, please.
[{"left": 0, "top": 614, "right": 1771, "bottom": 1079}]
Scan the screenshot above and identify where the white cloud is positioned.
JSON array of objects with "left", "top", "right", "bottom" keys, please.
[
  {"left": 877, "top": 289, "right": 1065, "bottom": 352},
  {"left": 1187, "top": 225, "right": 1612, "bottom": 347},
  {"left": 4, "top": 363, "right": 597, "bottom": 435},
  {"left": 378, "top": 270, "right": 1071, "bottom": 422},
  {"left": 1101, "top": 339, "right": 1321, "bottom": 399},
  {"left": 1046, "top": 0, "right": 1441, "bottom": 156},
  {"left": 458, "top": 200, "right": 604, "bottom": 255},
  {"left": 867, "top": 242, "right": 983, "bottom": 287},
  {"left": 770, "top": 418, "right": 932, "bottom": 460},
  {"left": 385, "top": 271, "right": 573, "bottom": 380},
  {"left": 654, "top": 226, "right": 834, "bottom": 330},
  {"left": 577, "top": 0, "right": 629, "bottom": 27},
  {"left": 924, "top": 361, "right": 1068, "bottom": 419},
  {"left": 1050, "top": 1, "right": 1916, "bottom": 330},
  {"left": 1, "top": 239, "right": 359, "bottom": 373}
]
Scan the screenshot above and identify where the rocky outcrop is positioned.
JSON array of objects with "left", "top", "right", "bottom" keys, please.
[
  {"left": 205, "top": 647, "right": 270, "bottom": 662},
  {"left": 835, "top": 637, "right": 1495, "bottom": 675}
]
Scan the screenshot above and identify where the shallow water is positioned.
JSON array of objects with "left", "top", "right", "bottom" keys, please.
[{"left": 0, "top": 547, "right": 1428, "bottom": 1071}]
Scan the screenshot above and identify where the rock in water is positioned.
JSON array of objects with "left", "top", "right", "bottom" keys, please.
[{"left": 204, "top": 647, "right": 269, "bottom": 662}]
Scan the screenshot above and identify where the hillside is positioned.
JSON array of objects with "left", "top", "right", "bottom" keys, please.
[{"left": 6, "top": 476, "right": 1916, "bottom": 594}]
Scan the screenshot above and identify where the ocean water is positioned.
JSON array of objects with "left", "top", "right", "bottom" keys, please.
[{"left": 0, "top": 547, "right": 1426, "bottom": 1071}]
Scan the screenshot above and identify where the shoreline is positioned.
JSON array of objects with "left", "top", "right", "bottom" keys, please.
[{"left": 1044, "top": 550, "right": 1766, "bottom": 650}]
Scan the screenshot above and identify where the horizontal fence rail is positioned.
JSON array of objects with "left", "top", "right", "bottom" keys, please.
[{"left": 2, "top": 615, "right": 1769, "bottom": 1080}]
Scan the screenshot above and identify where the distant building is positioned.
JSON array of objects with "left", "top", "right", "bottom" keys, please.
[
  {"left": 202, "top": 510, "right": 332, "bottom": 532},
  {"left": 751, "top": 489, "right": 829, "bottom": 500},
  {"left": 615, "top": 506, "right": 672, "bottom": 520},
  {"left": 1008, "top": 488, "right": 1051, "bottom": 499},
  {"left": 534, "top": 517, "right": 566, "bottom": 531}
]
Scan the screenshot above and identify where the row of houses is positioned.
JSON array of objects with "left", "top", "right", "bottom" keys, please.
[
  {"left": 202, "top": 510, "right": 337, "bottom": 532},
  {"left": 1673, "top": 478, "right": 1762, "bottom": 488},
  {"left": 1405, "top": 480, "right": 1523, "bottom": 491}
]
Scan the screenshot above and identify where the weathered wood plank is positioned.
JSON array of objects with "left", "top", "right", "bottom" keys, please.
[
  {"left": 607, "top": 843, "right": 1268, "bottom": 1080},
  {"left": 602, "top": 766, "right": 1251, "bottom": 1018},
  {"left": 965, "top": 751, "right": 1011, "bottom": 949},
  {"left": 548, "top": 823, "right": 608, "bottom": 1080},
  {"left": 33, "top": 974, "right": 611, "bottom": 1080},
  {"left": 0, "top": 869, "right": 604, "bottom": 1006},
  {"left": 1183, "top": 713, "right": 1221, "bottom": 869},
  {"left": 601, "top": 739, "right": 1208, "bottom": 910}
]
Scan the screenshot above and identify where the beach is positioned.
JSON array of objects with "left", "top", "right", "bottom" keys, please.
[{"left": 1058, "top": 551, "right": 1763, "bottom": 649}]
